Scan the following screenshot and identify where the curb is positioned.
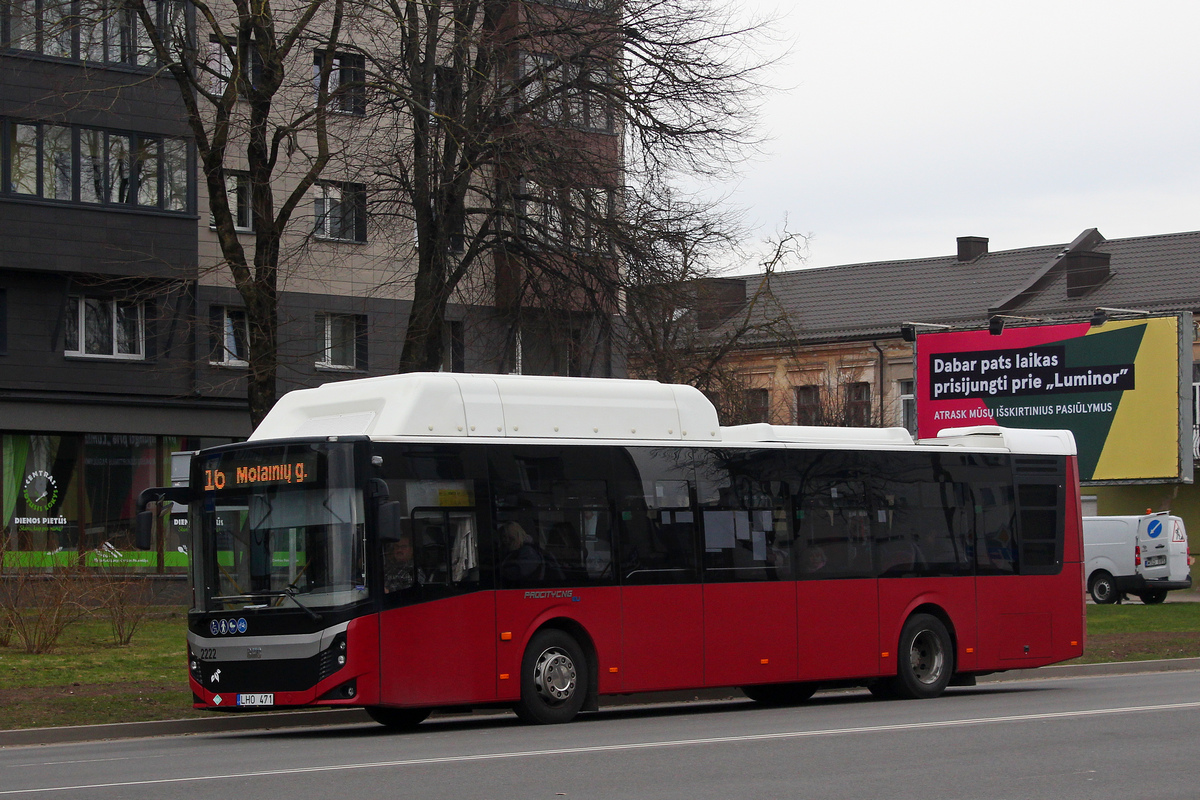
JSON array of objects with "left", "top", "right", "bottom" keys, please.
[{"left": 4, "top": 657, "right": 1199, "bottom": 748}]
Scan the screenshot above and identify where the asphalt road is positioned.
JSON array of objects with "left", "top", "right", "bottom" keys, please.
[{"left": 3, "top": 668, "right": 1200, "bottom": 800}]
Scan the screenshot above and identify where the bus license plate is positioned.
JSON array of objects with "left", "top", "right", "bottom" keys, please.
[
  {"left": 236, "top": 693, "right": 274, "bottom": 707},
  {"left": 1144, "top": 555, "right": 1167, "bottom": 567}
]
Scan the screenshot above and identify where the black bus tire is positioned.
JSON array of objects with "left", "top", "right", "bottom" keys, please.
[
  {"left": 515, "top": 629, "right": 588, "bottom": 725},
  {"left": 742, "top": 682, "right": 818, "bottom": 706},
  {"left": 894, "top": 613, "right": 953, "bottom": 700},
  {"left": 1088, "top": 571, "right": 1118, "bottom": 604},
  {"left": 365, "top": 706, "right": 431, "bottom": 730}
]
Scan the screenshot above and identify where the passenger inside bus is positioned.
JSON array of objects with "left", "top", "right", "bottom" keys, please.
[
  {"left": 383, "top": 532, "right": 422, "bottom": 592},
  {"left": 499, "top": 521, "right": 563, "bottom": 584}
]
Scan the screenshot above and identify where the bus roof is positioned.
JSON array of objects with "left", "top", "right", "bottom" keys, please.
[
  {"left": 249, "top": 373, "right": 1076, "bottom": 456},
  {"left": 250, "top": 372, "right": 722, "bottom": 443}
]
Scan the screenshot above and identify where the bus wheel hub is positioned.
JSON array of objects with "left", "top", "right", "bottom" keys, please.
[{"left": 534, "top": 648, "right": 577, "bottom": 703}]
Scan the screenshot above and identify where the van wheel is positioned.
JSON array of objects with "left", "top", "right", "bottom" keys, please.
[
  {"left": 1139, "top": 590, "right": 1168, "bottom": 604},
  {"left": 894, "top": 614, "right": 953, "bottom": 700},
  {"left": 515, "top": 629, "right": 588, "bottom": 725},
  {"left": 365, "top": 706, "right": 431, "bottom": 730},
  {"left": 742, "top": 682, "right": 818, "bottom": 706},
  {"left": 1088, "top": 571, "right": 1118, "bottom": 604}
]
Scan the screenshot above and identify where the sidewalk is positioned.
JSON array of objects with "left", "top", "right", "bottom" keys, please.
[{"left": 3, "top": 657, "right": 1198, "bottom": 749}]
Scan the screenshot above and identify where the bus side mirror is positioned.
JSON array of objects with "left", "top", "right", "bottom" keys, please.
[
  {"left": 136, "top": 510, "right": 155, "bottom": 550},
  {"left": 135, "top": 486, "right": 189, "bottom": 551},
  {"left": 378, "top": 501, "right": 403, "bottom": 542}
]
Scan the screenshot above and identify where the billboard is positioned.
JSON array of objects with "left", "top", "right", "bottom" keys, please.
[{"left": 916, "top": 314, "right": 1193, "bottom": 483}]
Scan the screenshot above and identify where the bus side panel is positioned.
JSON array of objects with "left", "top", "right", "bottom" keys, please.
[
  {"left": 620, "top": 584, "right": 705, "bottom": 692},
  {"left": 796, "top": 579, "right": 880, "bottom": 681},
  {"left": 877, "top": 577, "right": 978, "bottom": 674},
  {"left": 379, "top": 593, "right": 497, "bottom": 708},
  {"left": 974, "top": 569, "right": 1084, "bottom": 670},
  {"left": 495, "top": 587, "right": 623, "bottom": 701},
  {"left": 703, "top": 582, "right": 798, "bottom": 687}
]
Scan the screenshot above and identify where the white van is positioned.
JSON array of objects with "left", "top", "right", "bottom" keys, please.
[{"left": 1083, "top": 513, "right": 1194, "bottom": 604}]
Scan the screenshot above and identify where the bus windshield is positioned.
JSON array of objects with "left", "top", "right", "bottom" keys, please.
[{"left": 193, "top": 442, "right": 367, "bottom": 613}]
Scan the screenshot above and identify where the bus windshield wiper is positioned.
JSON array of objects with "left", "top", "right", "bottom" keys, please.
[
  {"left": 283, "top": 586, "right": 323, "bottom": 621},
  {"left": 212, "top": 588, "right": 322, "bottom": 621}
]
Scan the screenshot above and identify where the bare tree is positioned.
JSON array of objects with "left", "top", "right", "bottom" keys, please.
[
  {"left": 125, "top": 0, "right": 352, "bottom": 425},
  {"left": 620, "top": 186, "right": 806, "bottom": 421},
  {"left": 357, "top": 0, "right": 775, "bottom": 374}
]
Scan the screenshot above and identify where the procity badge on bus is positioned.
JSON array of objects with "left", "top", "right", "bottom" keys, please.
[{"left": 204, "top": 454, "right": 319, "bottom": 491}]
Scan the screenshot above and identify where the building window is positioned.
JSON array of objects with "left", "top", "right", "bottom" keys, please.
[
  {"left": 211, "top": 306, "right": 249, "bottom": 366},
  {"left": 64, "top": 295, "right": 144, "bottom": 359},
  {"left": 744, "top": 388, "right": 769, "bottom": 424},
  {"left": 0, "top": 287, "right": 7, "bottom": 355},
  {"left": 566, "top": 187, "right": 614, "bottom": 252},
  {"left": 313, "top": 50, "right": 366, "bottom": 115},
  {"left": 794, "top": 385, "right": 820, "bottom": 425},
  {"left": 846, "top": 381, "right": 871, "bottom": 427},
  {"left": 517, "top": 52, "right": 615, "bottom": 133},
  {"left": 522, "top": 179, "right": 562, "bottom": 244},
  {"left": 898, "top": 379, "right": 917, "bottom": 436},
  {"left": 314, "top": 182, "right": 367, "bottom": 242},
  {"left": 1192, "top": 363, "right": 1199, "bottom": 460},
  {"left": 447, "top": 320, "right": 465, "bottom": 373},
  {"left": 210, "top": 171, "right": 252, "bottom": 231},
  {"left": 316, "top": 312, "right": 366, "bottom": 370},
  {"left": 2, "top": 0, "right": 184, "bottom": 66},
  {"left": 2, "top": 120, "right": 189, "bottom": 212}
]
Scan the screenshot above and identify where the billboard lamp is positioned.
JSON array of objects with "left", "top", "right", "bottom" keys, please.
[
  {"left": 988, "top": 314, "right": 1042, "bottom": 336},
  {"left": 900, "top": 321, "right": 950, "bottom": 342},
  {"left": 1089, "top": 307, "right": 1150, "bottom": 327}
]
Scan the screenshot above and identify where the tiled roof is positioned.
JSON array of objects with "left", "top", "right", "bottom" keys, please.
[{"left": 735, "top": 229, "right": 1200, "bottom": 343}]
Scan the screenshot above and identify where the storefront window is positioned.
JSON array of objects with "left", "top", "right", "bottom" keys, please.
[{"left": 1, "top": 433, "right": 234, "bottom": 573}]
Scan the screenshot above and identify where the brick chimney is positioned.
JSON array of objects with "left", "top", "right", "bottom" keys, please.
[{"left": 957, "top": 236, "right": 988, "bottom": 261}]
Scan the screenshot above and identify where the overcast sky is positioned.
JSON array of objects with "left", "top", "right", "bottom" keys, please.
[{"left": 713, "top": 0, "right": 1200, "bottom": 271}]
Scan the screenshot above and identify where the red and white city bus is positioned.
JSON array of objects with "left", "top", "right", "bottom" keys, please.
[{"left": 144, "top": 373, "right": 1085, "bottom": 727}]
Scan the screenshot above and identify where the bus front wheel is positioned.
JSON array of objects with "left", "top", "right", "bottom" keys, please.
[
  {"left": 515, "top": 629, "right": 588, "bottom": 725},
  {"left": 894, "top": 614, "right": 953, "bottom": 700},
  {"left": 365, "top": 706, "right": 431, "bottom": 730}
]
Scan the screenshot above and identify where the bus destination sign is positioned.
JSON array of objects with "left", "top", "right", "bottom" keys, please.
[{"left": 204, "top": 454, "right": 320, "bottom": 491}]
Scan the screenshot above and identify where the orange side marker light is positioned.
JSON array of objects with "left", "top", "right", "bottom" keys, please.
[{"left": 500, "top": 632, "right": 512, "bottom": 641}]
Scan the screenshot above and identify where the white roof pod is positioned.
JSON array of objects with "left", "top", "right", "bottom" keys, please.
[
  {"left": 927, "top": 425, "right": 1078, "bottom": 456},
  {"left": 249, "top": 373, "right": 723, "bottom": 442}
]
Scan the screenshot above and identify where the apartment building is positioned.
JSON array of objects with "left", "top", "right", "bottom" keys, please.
[{"left": 1, "top": 0, "right": 620, "bottom": 573}]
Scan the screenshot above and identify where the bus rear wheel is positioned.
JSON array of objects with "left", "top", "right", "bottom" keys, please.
[
  {"left": 515, "top": 629, "right": 588, "bottom": 725},
  {"left": 742, "top": 682, "right": 818, "bottom": 706},
  {"left": 1139, "top": 590, "right": 1168, "bottom": 604},
  {"left": 365, "top": 706, "right": 431, "bottom": 730},
  {"left": 894, "top": 614, "right": 953, "bottom": 700}
]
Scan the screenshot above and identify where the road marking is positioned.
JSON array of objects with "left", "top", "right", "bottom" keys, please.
[
  {"left": 5, "top": 700, "right": 1200, "bottom": 796},
  {"left": 10, "top": 756, "right": 169, "bottom": 769}
]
